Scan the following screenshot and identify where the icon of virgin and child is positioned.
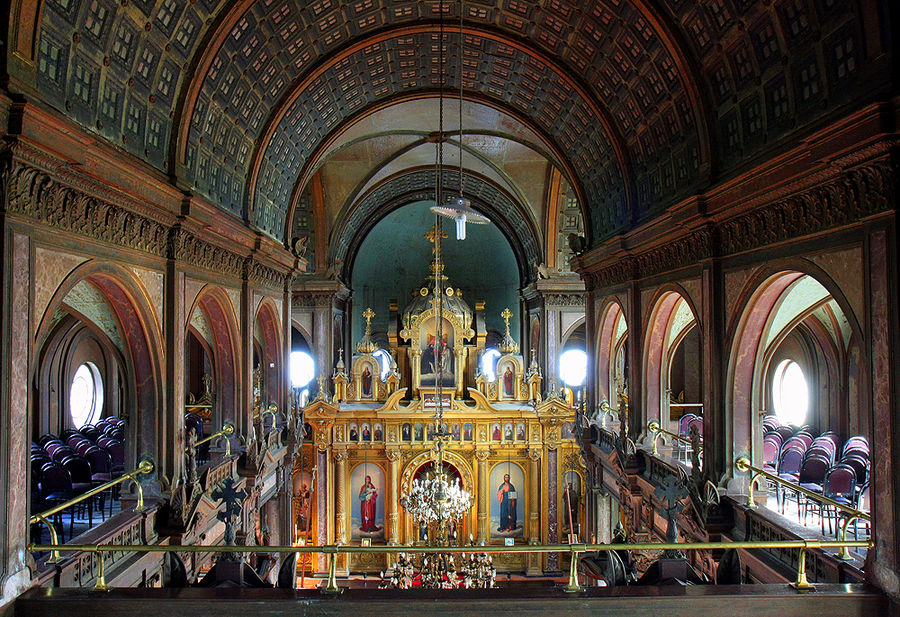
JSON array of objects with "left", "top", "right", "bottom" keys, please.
[{"left": 358, "top": 475, "right": 380, "bottom": 533}]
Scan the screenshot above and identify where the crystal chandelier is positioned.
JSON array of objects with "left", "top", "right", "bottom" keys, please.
[{"left": 400, "top": 461, "right": 472, "bottom": 527}]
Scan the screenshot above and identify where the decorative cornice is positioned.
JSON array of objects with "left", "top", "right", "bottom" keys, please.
[
  {"left": 581, "top": 153, "right": 897, "bottom": 290},
  {"left": 168, "top": 227, "right": 245, "bottom": 279},
  {"left": 5, "top": 157, "right": 169, "bottom": 256},
  {"left": 542, "top": 292, "right": 586, "bottom": 307},
  {"left": 1, "top": 151, "right": 295, "bottom": 283},
  {"left": 292, "top": 291, "right": 339, "bottom": 308},
  {"left": 247, "top": 258, "right": 290, "bottom": 290},
  {"left": 5, "top": 140, "right": 179, "bottom": 226}
]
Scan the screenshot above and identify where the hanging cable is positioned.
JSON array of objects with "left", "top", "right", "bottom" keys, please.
[{"left": 458, "top": 0, "right": 464, "bottom": 198}]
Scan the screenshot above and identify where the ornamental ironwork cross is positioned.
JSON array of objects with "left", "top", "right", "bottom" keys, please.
[
  {"left": 212, "top": 476, "right": 247, "bottom": 547},
  {"left": 654, "top": 473, "right": 688, "bottom": 556}
]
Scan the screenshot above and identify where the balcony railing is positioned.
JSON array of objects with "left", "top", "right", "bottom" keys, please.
[
  {"left": 28, "top": 537, "right": 871, "bottom": 594},
  {"left": 735, "top": 456, "right": 871, "bottom": 560}
]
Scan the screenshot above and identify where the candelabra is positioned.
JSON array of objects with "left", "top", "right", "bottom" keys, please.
[
  {"left": 459, "top": 551, "right": 496, "bottom": 589},
  {"left": 378, "top": 543, "right": 496, "bottom": 590}
]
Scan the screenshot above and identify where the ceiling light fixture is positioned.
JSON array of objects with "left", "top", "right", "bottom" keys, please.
[{"left": 430, "top": 0, "right": 489, "bottom": 240}]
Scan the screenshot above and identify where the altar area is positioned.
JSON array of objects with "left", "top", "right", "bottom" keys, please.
[{"left": 293, "top": 228, "right": 581, "bottom": 576}]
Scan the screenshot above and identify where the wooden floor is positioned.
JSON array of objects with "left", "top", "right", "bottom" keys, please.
[{"left": 14, "top": 583, "right": 889, "bottom": 617}]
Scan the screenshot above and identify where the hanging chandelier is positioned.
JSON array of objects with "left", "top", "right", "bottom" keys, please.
[
  {"left": 400, "top": 461, "right": 472, "bottom": 527},
  {"left": 391, "top": 4, "right": 493, "bottom": 590},
  {"left": 399, "top": 0, "right": 473, "bottom": 545}
]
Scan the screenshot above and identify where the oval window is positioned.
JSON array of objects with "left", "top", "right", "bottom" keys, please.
[
  {"left": 69, "top": 362, "right": 103, "bottom": 427},
  {"left": 772, "top": 359, "right": 808, "bottom": 426}
]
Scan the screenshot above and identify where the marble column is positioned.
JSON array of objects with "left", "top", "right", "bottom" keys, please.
[
  {"left": 281, "top": 275, "right": 293, "bottom": 417},
  {"left": 475, "top": 449, "right": 490, "bottom": 544},
  {"left": 585, "top": 289, "right": 596, "bottom": 414},
  {"left": 386, "top": 449, "right": 400, "bottom": 544},
  {"left": 0, "top": 233, "right": 32, "bottom": 604},
  {"left": 545, "top": 309, "right": 559, "bottom": 385},
  {"left": 239, "top": 272, "right": 253, "bottom": 438},
  {"left": 868, "top": 228, "right": 898, "bottom": 591},
  {"left": 163, "top": 243, "right": 186, "bottom": 482},
  {"left": 700, "top": 257, "right": 725, "bottom": 482},
  {"left": 546, "top": 448, "right": 559, "bottom": 572},
  {"left": 625, "top": 281, "right": 643, "bottom": 439},
  {"left": 312, "top": 296, "right": 332, "bottom": 396},
  {"left": 316, "top": 447, "right": 328, "bottom": 573}
]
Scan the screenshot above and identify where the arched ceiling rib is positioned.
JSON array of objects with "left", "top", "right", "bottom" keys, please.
[
  {"left": 201, "top": 27, "right": 632, "bottom": 240},
  {"left": 177, "top": 0, "right": 710, "bottom": 242},
  {"left": 332, "top": 168, "right": 541, "bottom": 284}
]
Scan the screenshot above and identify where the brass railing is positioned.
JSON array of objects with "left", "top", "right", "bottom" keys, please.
[
  {"left": 189, "top": 423, "right": 235, "bottom": 456},
  {"left": 735, "top": 456, "right": 871, "bottom": 560},
  {"left": 252, "top": 406, "right": 279, "bottom": 431},
  {"left": 28, "top": 538, "right": 871, "bottom": 593},
  {"left": 29, "top": 459, "right": 155, "bottom": 563},
  {"left": 647, "top": 420, "right": 699, "bottom": 457},
  {"left": 598, "top": 401, "right": 616, "bottom": 428}
]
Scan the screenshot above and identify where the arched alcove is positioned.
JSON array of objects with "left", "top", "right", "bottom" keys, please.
[{"left": 727, "top": 265, "right": 866, "bottom": 484}]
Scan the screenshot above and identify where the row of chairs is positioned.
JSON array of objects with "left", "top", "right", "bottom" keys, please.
[
  {"left": 763, "top": 424, "right": 869, "bottom": 536},
  {"left": 30, "top": 420, "right": 127, "bottom": 543}
]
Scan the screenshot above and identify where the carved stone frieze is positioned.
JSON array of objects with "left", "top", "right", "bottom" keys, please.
[
  {"left": 247, "top": 258, "right": 290, "bottom": 290},
  {"left": 1, "top": 154, "right": 294, "bottom": 284},
  {"left": 581, "top": 155, "right": 897, "bottom": 290},
  {"left": 542, "top": 292, "right": 586, "bottom": 307},
  {"left": 168, "top": 227, "right": 245, "bottom": 279},
  {"left": 5, "top": 159, "right": 169, "bottom": 256}
]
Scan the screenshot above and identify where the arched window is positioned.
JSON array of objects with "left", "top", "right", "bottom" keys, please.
[
  {"left": 481, "top": 348, "right": 501, "bottom": 381},
  {"left": 69, "top": 362, "right": 103, "bottom": 427},
  {"left": 373, "top": 349, "right": 392, "bottom": 380},
  {"left": 560, "top": 349, "right": 587, "bottom": 387},
  {"left": 772, "top": 359, "right": 809, "bottom": 426}
]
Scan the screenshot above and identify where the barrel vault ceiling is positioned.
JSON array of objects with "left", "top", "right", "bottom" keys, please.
[{"left": 11, "top": 0, "right": 889, "bottom": 272}]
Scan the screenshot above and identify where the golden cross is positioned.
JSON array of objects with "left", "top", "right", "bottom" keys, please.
[
  {"left": 362, "top": 307, "right": 375, "bottom": 328},
  {"left": 424, "top": 224, "right": 448, "bottom": 254},
  {"left": 501, "top": 307, "right": 513, "bottom": 333}
]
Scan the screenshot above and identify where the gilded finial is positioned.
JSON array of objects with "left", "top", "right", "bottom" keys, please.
[
  {"left": 424, "top": 224, "right": 448, "bottom": 251},
  {"left": 497, "top": 307, "right": 519, "bottom": 354},
  {"left": 356, "top": 307, "right": 379, "bottom": 354},
  {"left": 314, "top": 375, "right": 329, "bottom": 402}
]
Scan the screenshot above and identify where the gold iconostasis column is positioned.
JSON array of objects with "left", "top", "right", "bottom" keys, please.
[
  {"left": 333, "top": 449, "right": 347, "bottom": 545},
  {"left": 527, "top": 448, "right": 542, "bottom": 575},
  {"left": 387, "top": 449, "right": 401, "bottom": 544},
  {"left": 475, "top": 449, "right": 490, "bottom": 543}
]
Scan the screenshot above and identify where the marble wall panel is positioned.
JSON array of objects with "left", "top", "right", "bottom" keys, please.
[
  {"left": 809, "top": 247, "right": 863, "bottom": 331},
  {"left": 130, "top": 267, "right": 164, "bottom": 331},
  {"left": 33, "top": 247, "right": 87, "bottom": 333}
]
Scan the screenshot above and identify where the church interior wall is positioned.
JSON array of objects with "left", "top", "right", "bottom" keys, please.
[{"left": 0, "top": 0, "right": 896, "bottom": 608}]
